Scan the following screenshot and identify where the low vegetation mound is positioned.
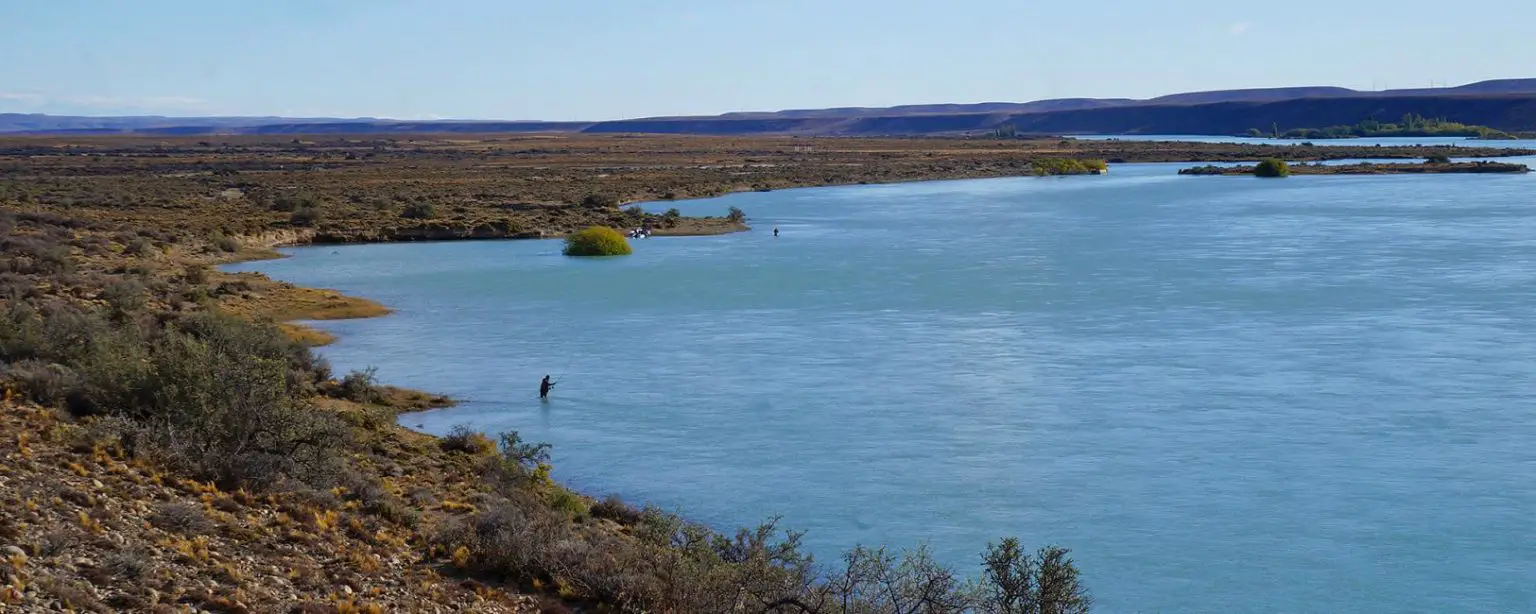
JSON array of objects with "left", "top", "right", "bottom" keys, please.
[
  {"left": 1030, "top": 158, "right": 1109, "bottom": 176},
  {"left": 1254, "top": 158, "right": 1291, "bottom": 178},
  {"left": 563, "top": 226, "right": 632, "bottom": 257}
]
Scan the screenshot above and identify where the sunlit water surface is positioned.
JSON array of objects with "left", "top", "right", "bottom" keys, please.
[{"left": 229, "top": 160, "right": 1536, "bottom": 613}]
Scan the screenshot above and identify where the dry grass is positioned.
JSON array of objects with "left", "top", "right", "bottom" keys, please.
[
  {"left": 216, "top": 282, "right": 391, "bottom": 323},
  {"left": 0, "top": 396, "right": 536, "bottom": 612},
  {"left": 5, "top": 133, "right": 1524, "bottom": 247}
]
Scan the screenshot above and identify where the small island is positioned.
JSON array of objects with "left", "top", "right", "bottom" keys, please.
[
  {"left": 1179, "top": 159, "right": 1530, "bottom": 176},
  {"left": 1247, "top": 114, "right": 1519, "bottom": 140}
]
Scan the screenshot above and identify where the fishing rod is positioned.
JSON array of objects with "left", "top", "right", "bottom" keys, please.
[{"left": 548, "top": 352, "right": 578, "bottom": 385}]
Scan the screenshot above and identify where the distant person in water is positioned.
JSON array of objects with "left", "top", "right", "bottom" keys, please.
[
  {"left": 773, "top": 227, "right": 779, "bottom": 237},
  {"left": 539, "top": 375, "right": 555, "bottom": 399}
]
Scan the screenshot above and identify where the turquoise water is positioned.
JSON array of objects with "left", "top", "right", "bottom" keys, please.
[{"left": 228, "top": 161, "right": 1536, "bottom": 613}]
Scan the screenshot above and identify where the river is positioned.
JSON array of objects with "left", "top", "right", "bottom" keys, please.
[{"left": 227, "top": 160, "right": 1536, "bottom": 613}]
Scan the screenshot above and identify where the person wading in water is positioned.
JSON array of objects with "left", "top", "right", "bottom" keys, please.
[{"left": 539, "top": 375, "right": 555, "bottom": 399}]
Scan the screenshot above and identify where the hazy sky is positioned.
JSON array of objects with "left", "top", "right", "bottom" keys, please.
[{"left": 2, "top": 0, "right": 1533, "bottom": 120}]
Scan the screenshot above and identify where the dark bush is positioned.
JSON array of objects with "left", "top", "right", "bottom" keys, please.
[
  {"left": 0, "top": 272, "right": 40, "bottom": 301},
  {"left": 271, "top": 192, "right": 318, "bottom": 212},
  {"left": 16, "top": 211, "right": 85, "bottom": 229},
  {"left": 579, "top": 193, "right": 620, "bottom": 209},
  {"left": 6, "top": 305, "right": 347, "bottom": 490},
  {"left": 436, "top": 500, "right": 572, "bottom": 585},
  {"left": 1, "top": 235, "right": 73, "bottom": 276},
  {"left": 35, "top": 528, "right": 81, "bottom": 558},
  {"left": 726, "top": 206, "right": 747, "bottom": 223},
  {"left": 400, "top": 202, "right": 437, "bottom": 219},
  {"left": 114, "top": 333, "right": 342, "bottom": 487},
  {"left": 981, "top": 538, "right": 1093, "bottom": 614},
  {"left": 0, "top": 360, "right": 82, "bottom": 407},
  {"left": 125, "top": 236, "right": 155, "bottom": 257},
  {"left": 1426, "top": 154, "right": 1452, "bottom": 164},
  {"left": 100, "top": 279, "right": 147, "bottom": 318},
  {"left": 441, "top": 425, "right": 497, "bottom": 455},
  {"left": 336, "top": 367, "right": 382, "bottom": 404},
  {"left": 590, "top": 494, "right": 644, "bottom": 525},
  {"left": 73, "top": 234, "right": 113, "bottom": 257},
  {"left": 184, "top": 264, "right": 209, "bottom": 285},
  {"left": 102, "top": 549, "right": 153, "bottom": 580},
  {"left": 149, "top": 502, "right": 214, "bottom": 534},
  {"left": 210, "top": 232, "right": 240, "bottom": 253},
  {"left": 290, "top": 206, "right": 322, "bottom": 227}
]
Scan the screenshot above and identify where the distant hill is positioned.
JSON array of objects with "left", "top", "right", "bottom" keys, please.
[
  {"left": 6, "top": 78, "right": 1536, "bottom": 137},
  {"left": 1145, "top": 87, "right": 1358, "bottom": 105},
  {"left": 992, "top": 95, "right": 1536, "bottom": 136}
]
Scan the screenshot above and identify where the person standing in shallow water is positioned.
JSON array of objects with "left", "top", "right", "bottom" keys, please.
[
  {"left": 539, "top": 375, "right": 555, "bottom": 399},
  {"left": 773, "top": 227, "right": 779, "bottom": 237}
]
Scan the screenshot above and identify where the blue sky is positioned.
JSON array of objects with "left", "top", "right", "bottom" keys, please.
[{"left": 2, "top": 0, "right": 1533, "bottom": 120}]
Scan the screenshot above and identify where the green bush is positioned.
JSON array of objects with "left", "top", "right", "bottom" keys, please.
[
  {"left": 336, "top": 367, "right": 382, "bottom": 403},
  {"left": 100, "top": 279, "right": 147, "bottom": 318},
  {"left": 548, "top": 487, "right": 590, "bottom": 518},
  {"left": 1, "top": 304, "right": 345, "bottom": 490},
  {"left": 562, "top": 226, "right": 632, "bottom": 257},
  {"left": 1254, "top": 158, "right": 1291, "bottom": 178}
]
